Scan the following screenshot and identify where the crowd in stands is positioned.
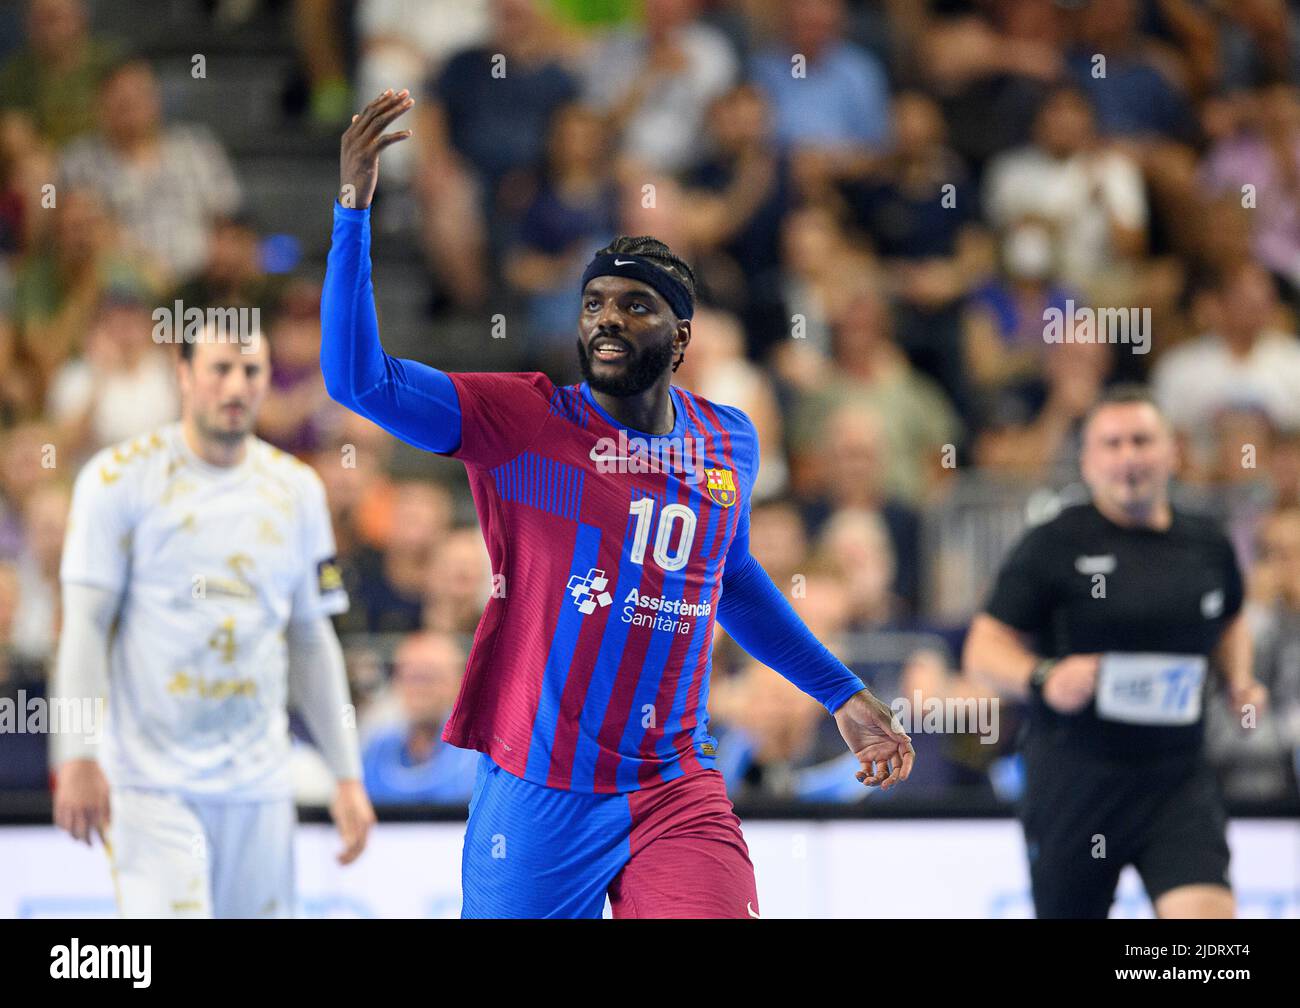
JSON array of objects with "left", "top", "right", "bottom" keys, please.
[{"left": 1, "top": 0, "right": 1298, "bottom": 807}]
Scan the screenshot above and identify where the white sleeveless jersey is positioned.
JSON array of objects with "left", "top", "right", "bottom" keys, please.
[{"left": 61, "top": 423, "right": 349, "bottom": 799}]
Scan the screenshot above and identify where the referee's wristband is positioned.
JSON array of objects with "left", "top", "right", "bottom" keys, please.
[{"left": 1028, "top": 658, "right": 1058, "bottom": 692}]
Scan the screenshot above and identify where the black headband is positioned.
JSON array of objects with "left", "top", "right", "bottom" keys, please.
[{"left": 580, "top": 253, "right": 694, "bottom": 320}]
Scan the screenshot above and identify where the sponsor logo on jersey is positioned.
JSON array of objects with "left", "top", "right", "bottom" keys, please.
[
  {"left": 1074, "top": 553, "right": 1116, "bottom": 575},
  {"left": 705, "top": 467, "right": 737, "bottom": 507},
  {"left": 566, "top": 569, "right": 709, "bottom": 636},
  {"left": 619, "top": 587, "right": 709, "bottom": 635},
  {"left": 567, "top": 568, "right": 613, "bottom": 614},
  {"left": 317, "top": 557, "right": 344, "bottom": 595},
  {"left": 589, "top": 431, "right": 705, "bottom": 483},
  {"left": 1201, "top": 588, "right": 1224, "bottom": 619}
]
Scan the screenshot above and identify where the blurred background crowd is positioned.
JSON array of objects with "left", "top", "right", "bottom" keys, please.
[{"left": 0, "top": 0, "right": 1299, "bottom": 809}]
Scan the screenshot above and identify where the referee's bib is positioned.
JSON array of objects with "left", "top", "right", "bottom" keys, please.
[{"left": 1095, "top": 653, "right": 1207, "bottom": 726}]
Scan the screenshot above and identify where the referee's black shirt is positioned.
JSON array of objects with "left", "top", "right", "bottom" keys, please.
[{"left": 984, "top": 502, "right": 1243, "bottom": 758}]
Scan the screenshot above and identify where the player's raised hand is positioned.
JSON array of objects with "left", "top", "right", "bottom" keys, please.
[
  {"left": 330, "top": 779, "right": 376, "bottom": 865},
  {"left": 339, "top": 89, "right": 414, "bottom": 211},
  {"left": 53, "top": 758, "right": 111, "bottom": 846},
  {"left": 833, "top": 689, "right": 914, "bottom": 791}
]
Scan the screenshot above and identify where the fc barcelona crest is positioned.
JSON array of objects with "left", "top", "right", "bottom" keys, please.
[{"left": 705, "top": 468, "right": 737, "bottom": 507}]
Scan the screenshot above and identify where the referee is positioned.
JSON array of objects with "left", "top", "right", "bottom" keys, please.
[{"left": 964, "top": 385, "right": 1267, "bottom": 919}]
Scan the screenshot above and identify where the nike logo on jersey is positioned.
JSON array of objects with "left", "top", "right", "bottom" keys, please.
[
  {"left": 588, "top": 434, "right": 708, "bottom": 484},
  {"left": 613, "top": 258, "right": 635, "bottom": 266},
  {"left": 589, "top": 446, "right": 640, "bottom": 464}
]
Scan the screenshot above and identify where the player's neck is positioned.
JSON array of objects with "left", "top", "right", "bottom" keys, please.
[
  {"left": 181, "top": 418, "right": 249, "bottom": 468},
  {"left": 590, "top": 383, "right": 676, "bottom": 436}
]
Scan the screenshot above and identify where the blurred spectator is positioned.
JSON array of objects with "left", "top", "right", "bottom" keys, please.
[
  {"left": 504, "top": 102, "right": 619, "bottom": 366},
  {"left": 1064, "top": 0, "right": 1205, "bottom": 258},
  {"left": 1210, "top": 2, "right": 1294, "bottom": 91},
  {"left": 750, "top": 0, "right": 892, "bottom": 199},
  {"left": 815, "top": 506, "right": 910, "bottom": 631},
  {"left": 747, "top": 498, "right": 809, "bottom": 590},
  {"left": 414, "top": 0, "right": 578, "bottom": 308},
  {"left": 1206, "top": 506, "right": 1300, "bottom": 801},
  {"left": 0, "top": 302, "right": 40, "bottom": 428},
  {"left": 764, "top": 203, "right": 876, "bottom": 367},
  {"left": 312, "top": 412, "right": 399, "bottom": 567},
  {"left": 973, "top": 338, "right": 1111, "bottom": 486},
  {"left": 361, "top": 631, "right": 478, "bottom": 804},
  {"left": 963, "top": 219, "right": 1082, "bottom": 420},
  {"left": 1271, "top": 428, "right": 1300, "bottom": 511},
  {"left": 354, "top": 0, "right": 489, "bottom": 183},
  {"left": 0, "top": 109, "right": 57, "bottom": 256},
  {"left": 712, "top": 660, "right": 863, "bottom": 802},
  {"left": 787, "top": 564, "right": 853, "bottom": 648},
  {"left": 10, "top": 480, "right": 67, "bottom": 665},
  {"left": 46, "top": 285, "right": 179, "bottom": 459},
  {"left": 171, "top": 212, "right": 282, "bottom": 314},
  {"left": 0, "top": 560, "right": 42, "bottom": 685},
  {"left": 673, "top": 306, "right": 787, "bottom": 498},
  {"left": 787, "top": 284, "right": 962, "bottom": 506},
  {"left": 60, "top": 59, "right": 242, "bottom": 285},
  {"left": 349, "top": 480, "right": 453, "bottom": 633},
  {"left": 423, "top": 526, "right": 493, "bottom": 638},
  {"left": 13, "top": 189, "right": 157, "bottom": 383},
  {"left": 839, "top": 90, "right": 990, "bottom": 420},
  {"left": 0, "top": 420, "right": 60, "bottom": 561},
  {"left": 1200, "top": 83, "right": 1300, "bottom": 302},
  {"left": 580, "top": 0, "right": 737, "bottom": 175},
  {"left": 982, "top": 85, "right": 1147, "bottom": 297},
  {"left": 916, "top": 0, "right": 1062, "bottom": 174},
  {"left": 796, "top": 403, "right": 920, "bottom": 610},
  {"left": 0, "top": 555, "right": 46, "bottom": 789},
  {"left": 1152, "top": 263, "right": 1300, "bottom": 460},
  {"left": 0, "top": 0, "right": 121, "bottom": 147},
  {"left": 682, "top": 82, "right": 793, "bottom": 337},
  {"left": 258, "top": 278, "right": 340, "bottom": 456},
  {"left": 1065, "top": 0, "right": 1199, "bottom": 140}
]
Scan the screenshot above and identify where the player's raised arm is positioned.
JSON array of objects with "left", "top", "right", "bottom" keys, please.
[{"left": 321, "top": 88, "right": 463, "bottom": 454}]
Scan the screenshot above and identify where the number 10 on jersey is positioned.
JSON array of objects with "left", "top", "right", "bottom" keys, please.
[{"left": 628, "top": 499, "right": 696, "bottom": 572}]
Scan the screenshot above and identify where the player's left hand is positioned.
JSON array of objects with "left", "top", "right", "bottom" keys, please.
[
  {"left": 833, "top": 689, "right": 914, "bottom": 791},
  {"left": 1228, "top": 678, "right": 1269, "bottom": 725},
  {"left": 331, "top": 779, "right": 376, "bottom": 865}
]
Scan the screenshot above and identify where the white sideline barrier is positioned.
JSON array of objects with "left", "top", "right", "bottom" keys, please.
[{"left": 2, "top": 819, "right": 1297, "bottom": 918}]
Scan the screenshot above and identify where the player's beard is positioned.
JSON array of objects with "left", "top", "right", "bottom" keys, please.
[{"left": 576, "top": 335, "right": 674, "bottom": 398}]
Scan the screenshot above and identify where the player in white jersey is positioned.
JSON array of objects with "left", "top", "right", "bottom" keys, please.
[{"left": 51, "top": 328, "right": 375, "bottom": 918}]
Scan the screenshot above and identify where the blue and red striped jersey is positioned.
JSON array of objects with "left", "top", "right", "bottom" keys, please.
[
  {"left": 322, "top": 203, "right": 864, "bottom": 795},
  {"left": 442, "top": 372, "right": 755, "bottom": 793}
]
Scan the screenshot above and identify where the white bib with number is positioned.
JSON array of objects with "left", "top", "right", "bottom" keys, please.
[{"left": 1095, "top": 653, "right": 1207, "bottom": 726}]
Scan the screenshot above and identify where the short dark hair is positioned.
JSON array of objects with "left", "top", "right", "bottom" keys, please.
[
  {"left": 177, "top": 324, "right": 269, "bottom": 362},
  {"left": 593, "top": 235, "right": 698, "bottom": 305},
  {"left": 1082, "top": 383, "right": 1166, "bottom": 432}
]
